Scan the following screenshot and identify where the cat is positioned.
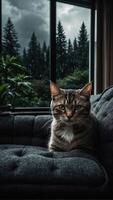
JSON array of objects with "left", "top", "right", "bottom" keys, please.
[{"left": 48, "top": 81, "right": 98, "bottom": 153}]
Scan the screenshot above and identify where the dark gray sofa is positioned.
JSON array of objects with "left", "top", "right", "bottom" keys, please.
[{"left": 0, "top": 86, "right": 113, "bottom": 199}]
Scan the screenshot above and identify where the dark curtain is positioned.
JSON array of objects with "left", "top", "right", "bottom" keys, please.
[{"left": 96, "top": 0, "right": 113, "bottom": 93}]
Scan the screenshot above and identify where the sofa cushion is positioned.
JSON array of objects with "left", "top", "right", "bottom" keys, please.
[
  {"left": 91, "top": 86, "right": 113, "bottom": 184},
  {"left": 0, "top": 145, "right": 108, "bottom": 193}
]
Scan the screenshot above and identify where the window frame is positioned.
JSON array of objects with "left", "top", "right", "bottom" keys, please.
[
  {"left": 50, "top": 0, "right": 95, "bottom": 90},
  {"left": 0, "top": 0, "right": 1, "bottom": 54},
  {"left": 0, "top": 0, "right": 95, "bottom": 114}
]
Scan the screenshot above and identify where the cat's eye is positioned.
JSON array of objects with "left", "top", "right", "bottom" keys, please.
[
  {"left": 59, "top": 104, "right": 65, "bottom": 111},
  {"left": 75, "top": 105, "right": 82, "bottom": 111}
]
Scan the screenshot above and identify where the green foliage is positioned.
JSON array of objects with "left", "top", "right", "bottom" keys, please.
[
  {"left": 0, "top": 83, "right": 12, "bottom": 106},
  {"left": 8, "top": 75, "right": 34, "bottom": 106},
  {"left": 0, "top": 55, "right": 27, "bottom": 83},
  {"left": 0, "top": 55, "right": 36, "bottom": 107},
  {"left": 57, "top": 68, "right": 89, "bottom": 89},
  {"left": 31, "top": 80, "right": 50, "bottom": 107}
]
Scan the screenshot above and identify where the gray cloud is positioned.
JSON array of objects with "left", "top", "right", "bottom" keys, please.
[
  {"left": 2, "top": 0, "right": 49, "bottom": 54},
  {"left": 57, "top": 2, "right": 90, "bottom": 41},
  {"left": 2, "top": 0, "right": 90, "bottom": 54},
  {"left": 8, "top": 0, "right": 42, "bottom": 10},
  {"left": 7, "top": 0, "right": 49, "bottom": 17},
  {"left": 16, "top": 13, "right": 49, "bottom": 51}
]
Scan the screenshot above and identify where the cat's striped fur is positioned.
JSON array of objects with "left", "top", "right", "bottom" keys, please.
[{"left": 48, "top": 82, "right": 98, "bottom": 152}]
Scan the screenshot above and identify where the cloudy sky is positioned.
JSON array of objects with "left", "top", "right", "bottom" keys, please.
[{"left": 2, "top": 0, "right": 90, "bottom": 53}]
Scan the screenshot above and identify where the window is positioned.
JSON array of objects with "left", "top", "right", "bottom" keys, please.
[
  {"left": 1, "top": 0, "right": 95, "bottom": 109},
  {"left": 1, "top": 0, "right": 50, "bottom": 107},
  {"left": 56, "top": 2, "right": 90, "bottom": 89}
]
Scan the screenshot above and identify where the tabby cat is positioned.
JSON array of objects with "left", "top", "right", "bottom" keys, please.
[{"left": 48, "top": 81, "right": 98, "bottom": 152}]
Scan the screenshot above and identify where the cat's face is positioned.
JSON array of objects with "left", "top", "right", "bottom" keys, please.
[{"left": 50, "top": 82, "right": 92, "bottom": 125}]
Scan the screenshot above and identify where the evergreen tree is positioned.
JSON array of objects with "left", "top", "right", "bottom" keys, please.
[
  {"left": 2, "top": 17, "right": 20, "bottom": 57},
  {"left": 27, "top": 32, "right": 41, "bottom": 79},
  {"left": 41, "top": 41, "right": 48, "bottom": 79},
  {"left": 67, "top": 39, "right": 74, "bottom": 74},
  {"left": 42, "top": 41, "right": 47, "bottom": 56},
  {"left": 77, "top": 22, "right": 89, "bottom": 69},
  {"left": 73, "top": 37, "right": 78, "bottom": 70},
  {"left": 36, "top": 42, "right": 42, "bottom": 79},
  {"left": 56, "top": 21, "right": 67, "bottom": 78},
  {"left": 23, "top": 48, "right": 27, "bottom": 66}
]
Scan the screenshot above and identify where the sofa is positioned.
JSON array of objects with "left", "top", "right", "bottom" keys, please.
[{"left": 0, "top": 86, "right": 113, "bottom": 199}]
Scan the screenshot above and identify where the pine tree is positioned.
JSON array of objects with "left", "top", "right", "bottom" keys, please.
[
  {"left": 2, "top": 17, "right": 20, "bottom": 57},
  {"left": 23, "top": 48, "right": 27, "bottom": 66},
  {"left": 41, "top": 41, "right": 48, "bottom": 79},
  {"left": 73, "top": 37, "right": 78, "bottom": 70},
  {"left": 27, "top": 32, "right": 41, "bottom": 79},
  {"left": 56, "top": 21, "right": 67, "bottom": 78},
  {"left": 42, "top": 41, "right": 47, "bottom": 57},
  {"left": 36, "top": 42, "right": 42, "bottom": 79},
  {"left": 77, "top": 22, "right": 89, "bottom": 69},
  {"left": 67, "top": 39, "right": 74, "bottom": 74}
]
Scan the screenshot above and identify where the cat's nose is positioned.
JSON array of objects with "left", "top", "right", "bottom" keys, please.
[
  {"left": 67, "top": 116, "right": 72, "bottom": 120},
  {"left": 66, "top": 112, "right": 73, "bottom": 120}
]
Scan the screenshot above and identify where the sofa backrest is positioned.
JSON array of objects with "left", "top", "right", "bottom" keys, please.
[
  {"left": 91, "top": 85, "right": 113, "bottom": 183},
  {"left": 0, "top": 114, "right": 52, "bottom": 147},
  {"left": 91, "top": 86, "right": 113, "bottom": 144}
]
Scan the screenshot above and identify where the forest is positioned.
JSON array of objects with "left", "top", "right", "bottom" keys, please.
[{"left": 0, "top": 17, "right": 89, "bottom": 107}]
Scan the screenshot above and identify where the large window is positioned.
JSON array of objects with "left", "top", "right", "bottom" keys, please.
[{"left": 1, "top": 0, "right": 95, "bottom": 109}]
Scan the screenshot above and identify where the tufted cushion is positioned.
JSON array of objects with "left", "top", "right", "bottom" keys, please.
[
  {"left": 91, "top": 86, "right": 113, "bottom": 184},
  {"left": 0, "top": 145, "right": 108, "bottom": 195}
]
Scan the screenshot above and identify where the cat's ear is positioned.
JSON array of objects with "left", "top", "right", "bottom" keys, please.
[
  {"left": 50, "top": 81, "right": 60, "bottom": 96},
  {"left": 80, "top": 82, "right": 92, "bottom": 96}
]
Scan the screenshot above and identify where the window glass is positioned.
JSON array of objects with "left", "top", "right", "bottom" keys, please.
[
  {"left": 1, "top": 0, "right": 50, "bottom": 107},
  {"left": 56, "top": 2, "right": 90, "bottom": 89}
]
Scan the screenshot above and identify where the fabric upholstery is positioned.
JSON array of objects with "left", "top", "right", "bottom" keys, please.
[
  {"left": 0, "top": 145, "right": 108, "bottom": 197},
  {"left": 0, "top": 115, "right": 52, "bottom": 147},
  {"left": 91, "top": 85, "right": 113, "bottom": 185}
]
